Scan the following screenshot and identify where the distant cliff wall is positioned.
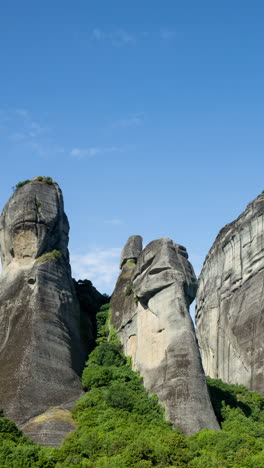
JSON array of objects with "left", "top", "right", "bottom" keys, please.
[
  {"left": 111, "top": 236, "right": 219, "bottom": 435},
  {"left": 196, "top": 194, "right": 264, "bottom": 394}
]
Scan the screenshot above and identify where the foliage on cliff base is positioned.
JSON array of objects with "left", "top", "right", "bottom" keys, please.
[{"left": 1, "top": 303, "right": 264, "bottom": 467}]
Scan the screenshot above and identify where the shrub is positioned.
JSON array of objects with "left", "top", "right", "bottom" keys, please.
[
  {"left": 35, "top": 176, "right": 54, "bottom": 184},
  {"left": 36, "top": 249, "right": 61, "bottom": 264},
  {"left": 207, "top": 377, "right": 252, "bottom": 422},
  {"left": 15, "top": 180, "right": 31, "bottom": 190},
  {"left": 82, "top": 366, "right": 113, "bottom": 391},
  {"left": 87, "top": 342, "right": 126, "bottom": 368},
  {"left": 125, "top": 283, "right": 133, "bottom": 296},
  {"left": 15, "top": 176, "right": 55, "bottom": 192},
  {"left": 45, "top": 176, "right": 54, "bottom": 184}
]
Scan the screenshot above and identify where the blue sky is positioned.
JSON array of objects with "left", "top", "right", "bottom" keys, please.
[{"left": 1, "top": 1, "right": 264, "bottom": 295}]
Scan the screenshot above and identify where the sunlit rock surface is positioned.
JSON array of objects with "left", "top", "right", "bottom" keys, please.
[
  {"left": 196, "top": 193, "right": 264, "bottom": 394},
  {"left": 111, "top": 236, "right": 219, "bottom": 435},
  {"left": 20, "top": 395, "right": 81, "bottom": 446},
  {"left": 0, "top": 178, "right": 96, "bottom": 444}
]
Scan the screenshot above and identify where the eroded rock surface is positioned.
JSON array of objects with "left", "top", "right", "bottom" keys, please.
[
  {"left": 120, "top": 235, "right": 143, "bottom": 268},
  {"left": 0, "top": 178, "right": 99, "bottom": 444},
  {"left": 196, "top": 193, "right": 264, "bottom": 393},
  {"left": 111, "top": 236, "right": 219, "bottom": 435},
  {"left": 20, "top": 395, "right": 81, "bottom": 446}
]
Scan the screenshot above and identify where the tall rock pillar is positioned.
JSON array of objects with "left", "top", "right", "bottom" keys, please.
[
  {"left": 111, "top": 236, "right": 219, "bottom": 435},
  {"left": 0, "top": 178, "right": 91, "bottom": 442}
]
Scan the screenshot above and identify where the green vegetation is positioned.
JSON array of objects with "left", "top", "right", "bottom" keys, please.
[
  {"left": 35, "top": 176, "right": 54, "bottom": 184},
  {"left": 15, "top": 176, "right": 55, "bottom": 191},
  {"left": 125, "top": 283, "right": 133, "bottom": 296},
  {"left": 0, "top": 410, "right": 56, "bottom": 468},
  {"left": 36, "top": 250, "right": 61, "bottom": 264},
  {"left": 55, "top": 304, "right": 189, "bottom": 467},
  {"left": 188, "top": 378, "right": 264, "bottom": 468},
  {"left": 15, "top": 179, "right": 31, "bottom": 189},
  {"left": 125, "top": 260, "right": 136, "bottom": 267},
  {"left": 1, "top": 304, "right": 264, "bottom": 467}
]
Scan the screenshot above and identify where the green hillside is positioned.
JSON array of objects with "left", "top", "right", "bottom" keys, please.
[{"left": 1, "top": 304, "right": 264, "bottom": 468}]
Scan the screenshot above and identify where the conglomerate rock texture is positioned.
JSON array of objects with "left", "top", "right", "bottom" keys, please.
[
  {"left": 111, "top": 236, "right": 219, "bottom": 435},
  {"left": 196, "top": 193, "right": 264, "bottom": 394},
  {"left": 0, "top": 178, "right": 100, "bottom": 445}
]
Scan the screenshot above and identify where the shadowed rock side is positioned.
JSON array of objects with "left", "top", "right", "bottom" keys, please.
[
  {"left": 0, "top": 178, "right": 97, "bottom": 444},
  {"left": 111, "top": 236, "right": 219, "bottom": 435},
  {"left": 196, "top": 193, "right": 264, "bottom": 394}
]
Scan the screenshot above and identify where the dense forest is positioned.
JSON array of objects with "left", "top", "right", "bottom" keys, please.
[{"left": 1, "top": 304, "right": 264, "bottom": 468}]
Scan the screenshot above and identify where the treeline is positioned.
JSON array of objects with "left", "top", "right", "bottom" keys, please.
[{"left": 1, "top": 304, "right": 264, "bottom": 467}]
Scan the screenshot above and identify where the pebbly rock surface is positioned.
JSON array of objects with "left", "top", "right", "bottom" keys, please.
[
  {"left": 196, "top": 193, "right": 264, "bottom": 394},
  {"left": 111, "top": 236, "right": 219, "bottom": 435},
  {"left": 0, "top": 178, "right": 99, "bottom": 444}
]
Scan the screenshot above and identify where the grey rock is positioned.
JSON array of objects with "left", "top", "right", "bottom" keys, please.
[
  {"left": 120, "top": 235, "right": 143, "bottom": 268},
  {"left": 20, "top": 394, "right": 83, "bottom": 446},
  {"left": 196, "top": 193, "right": 264, "bottom": 393},
  {"left": 111, "top": 236, "right": 219, "bottom": 435},
  {"left": 0, "top": 178, "right": 93, "bottom": 442}
]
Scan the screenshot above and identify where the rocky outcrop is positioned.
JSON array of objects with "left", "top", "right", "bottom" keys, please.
[
  {"left": 20, "top": 396, "right": 79, "bottom": 447},
  {"left": 0, "top": 177, "right": 100, "bottom": 444},
  {"left": 120, "top": 235, "right": 143, "bottom": 268},
  {"left": 111, "top": 236, "right": 219, "bottom": 435},
  {"left": 196, "top": 193, "right": 264, "bottom": 394}
]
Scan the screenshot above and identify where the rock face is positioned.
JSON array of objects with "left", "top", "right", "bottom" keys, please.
[
  {"left": 20, "top": 396, "right": 78, "bottom": 447},
  {"left": 196, "top": 193, "right": 264, "bottom": 394},
  {"left": 111, "top": 236, "right": 219, "bottom": 435},
  {"left": 0, "top": 178, "right": 97, "bottom": 444},
  {"left": 120, "top": 235, "right": 143, "bottom": 268}
]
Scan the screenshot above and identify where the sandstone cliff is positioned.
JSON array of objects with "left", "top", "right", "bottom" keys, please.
[
  {"left": 196, "top": 193, "right": 264, "bottom": 394},
  {"left": 111, "top": 236, "right": 219, "bottom": 435},
  {"left": 0, "top": 177, "right": 102, "bottom": 445}
]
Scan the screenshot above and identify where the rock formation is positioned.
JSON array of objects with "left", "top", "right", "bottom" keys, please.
[
  {"left": 196, "top": 193, "right": 264, "bottom": 394},
  {"left": 111, "top": 236, "right": 219, "bottom": 435},
  {"left": 0, "top": 177, "right": 102, "bottom": 445}
]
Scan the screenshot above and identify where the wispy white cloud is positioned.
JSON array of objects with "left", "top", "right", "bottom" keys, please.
[
  {"left": 0, "top": 109, "right": 60, "bottom": 156},
  {"left": 112, "top": 114, "right": 144, "bottom": 128},
  {"left": 14, "top": 109, "right": 30, "bottom": 118},
  {"left": 1, "top": 109, "right": 124, "bottom": 160},
  {"left": 91, "top": 28, "right": 135, "bottom": 46},
  {"left": 92, "top": 28, "right": 104, "bottom": 40},
  {"left": 91, "top": 28, "right": 176, "bottom": 46},
  {"left": 160, "top": 28, "right": 176, "bottom": 40},
  {"left": 0, "top": 247, "right": 120, "bottom": 293},
  {"left": 70, "top": 247, "right": 121, "bottom": 294},
  {"left": 12, "top": 109, "right": 47, "bottom": 138},
  {"left": 110, "top": 29, "right": 135, "bottom": 45},
  {"left": 70, "top": 146, "right": 122, "bottom": 158},
  {"left": 9, "top": 132, "right": 26, "bottom": 142},
  {"left": 28, "top": 141, "right": 65, "bottom": 157},
  {"left": 104, "top": 219, "right": 123, "bottom": 225}
]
